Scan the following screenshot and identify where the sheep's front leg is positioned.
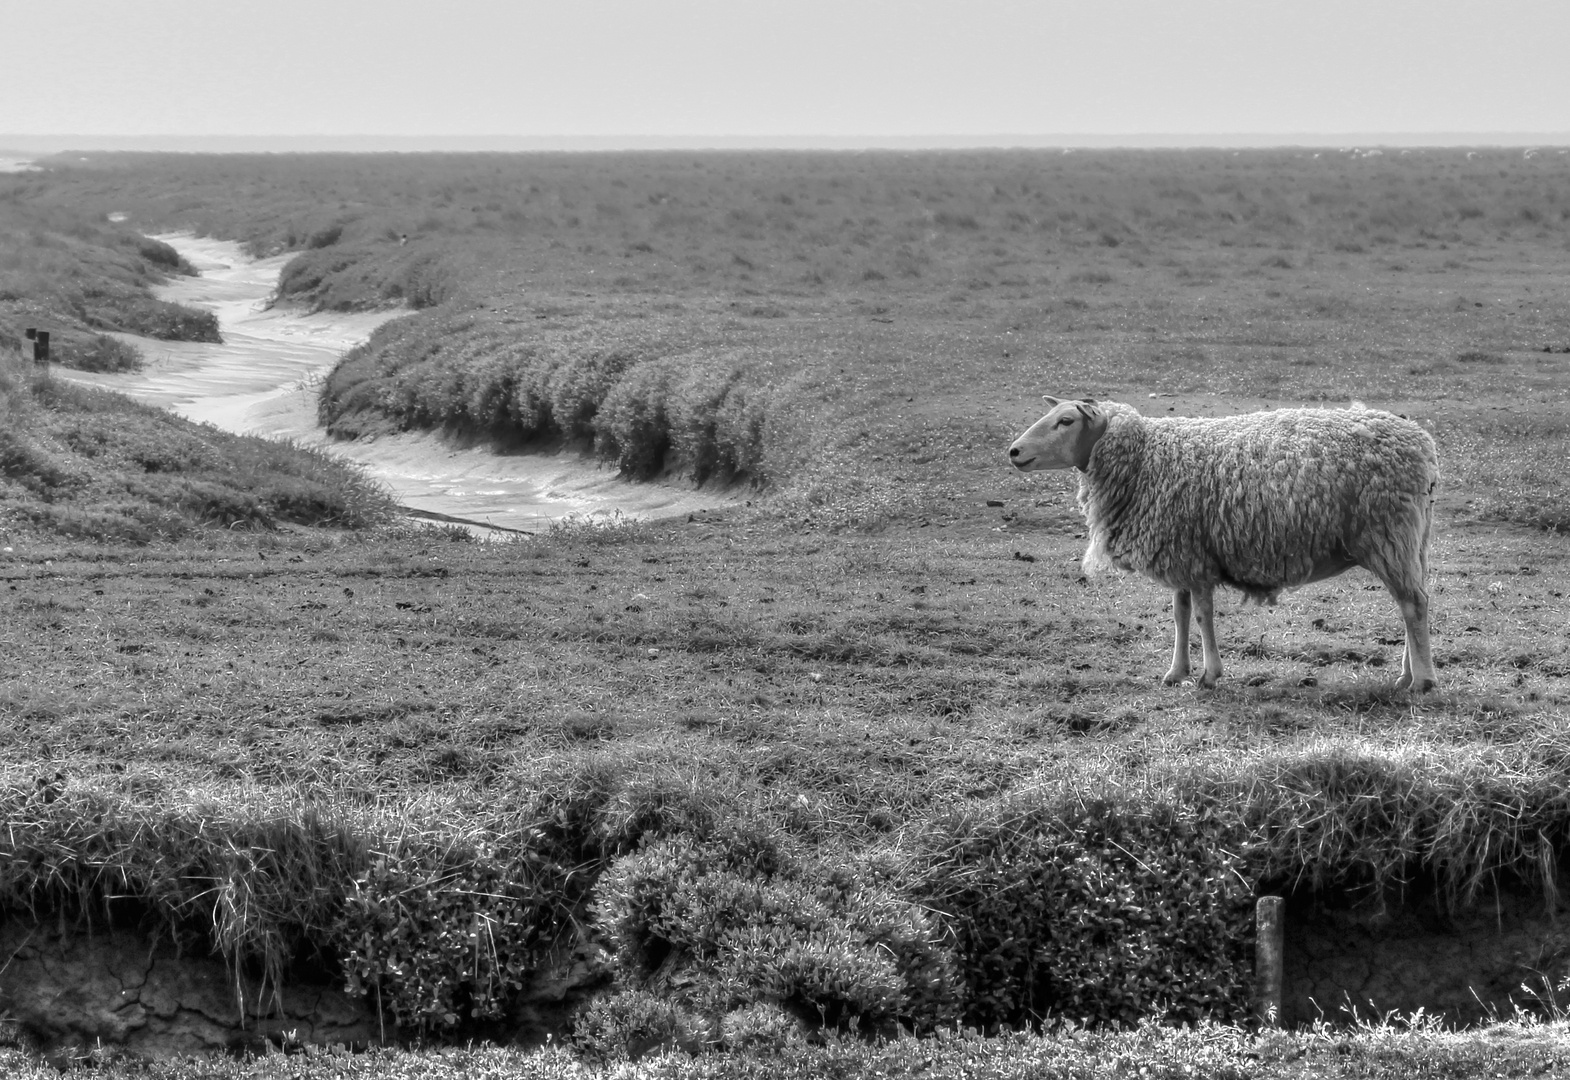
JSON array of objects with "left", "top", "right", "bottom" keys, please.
[
  {"left": 1163, "top": 589, "right": 1192, "bottom": 685},
  {"left": 1193, "top": 584, "right": 1223, "bottom": 689}
]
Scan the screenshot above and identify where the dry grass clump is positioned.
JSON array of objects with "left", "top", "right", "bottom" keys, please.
[
  {"left": 1213, "top": 735, "right": 1570, "bottom": 904},
  {"left": 0, "top": 776, "right": 366, "bottom": 1002}
]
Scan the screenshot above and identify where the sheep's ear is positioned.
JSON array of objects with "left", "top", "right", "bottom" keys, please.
[
  {"left": 1081, "top": 397, "right": 1098, "bottom": 405},
  {"left": 1073, "top": 403, "right": 1109, "bottom": 470},
  {"left": 1042, "top": 395, "right": 1060, "bottom": 407}
]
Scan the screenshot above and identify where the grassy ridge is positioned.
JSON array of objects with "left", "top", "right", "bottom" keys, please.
[
  {"left": 0, "top": 351, "right": 397, "bottom": 539},
  {"left": 0, "top": 194, "right": 220, "bottom": 371},
  {"left": 318, "top": 310, "right": 790, "bottom": 482},
  {"left": 5, "top": 725, "right": 1569, "bottom": 1044}
]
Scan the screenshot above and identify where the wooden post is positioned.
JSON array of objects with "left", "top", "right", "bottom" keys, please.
[
  {"left": 1255, "top": 895, "right": 1285, "bottom": 1027},
  {"left": 25, "top": 328, "right": 50, "bottom": 378}
]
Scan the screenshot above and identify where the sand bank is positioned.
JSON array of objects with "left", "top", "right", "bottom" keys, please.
[{"left": 64, "top": 234, "right": 736, "bottom": 534}]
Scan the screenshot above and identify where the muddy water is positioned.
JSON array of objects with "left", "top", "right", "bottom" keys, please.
[{"left": 64, "top": 235, "right": 734, "bottom": 534}]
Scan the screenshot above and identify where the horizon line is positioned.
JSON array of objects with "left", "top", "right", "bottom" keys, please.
[{"left": 5, "top": 131, "right": 1570, "bottom": 154}]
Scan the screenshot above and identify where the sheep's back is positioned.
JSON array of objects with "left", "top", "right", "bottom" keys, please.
[{"left": 1081, "top": 408, "right": 1437, "bottom": 594}]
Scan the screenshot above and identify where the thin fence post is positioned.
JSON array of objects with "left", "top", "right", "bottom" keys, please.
[
  {"left": 25, "top": 328, "right": 50, "bottom": 381},
  {"left": 1255, "top": 895, "right": 1285, "bottom": 1027}
]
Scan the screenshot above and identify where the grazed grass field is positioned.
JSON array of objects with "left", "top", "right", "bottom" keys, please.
[
  {"left": 3, "top": 508, "right": 1567, "bottom": 797},
  {"left": 2, "top": 149, "right": 1570, "bottom": 1072}
]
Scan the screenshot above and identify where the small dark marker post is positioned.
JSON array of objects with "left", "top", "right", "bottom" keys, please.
[
  {"left": 25, "top": 328, "right": 50, "bottom": 373},
  {"left": 1255, "top": 895, "right": 1285, "bottom": 1027}
]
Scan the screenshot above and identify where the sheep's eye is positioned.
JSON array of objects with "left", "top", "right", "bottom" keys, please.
[{"left": 1056, "top": 416, "right": 1074, "bottom": 427}]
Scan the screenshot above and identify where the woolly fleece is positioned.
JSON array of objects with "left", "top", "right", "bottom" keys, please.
[{"left": 1077, "top": 402, "right": 1438, "bottom": 603}]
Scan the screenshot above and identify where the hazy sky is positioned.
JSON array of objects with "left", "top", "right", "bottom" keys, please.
[{"left": 4, "top": 0, "right": 1569, "bottom": 145}]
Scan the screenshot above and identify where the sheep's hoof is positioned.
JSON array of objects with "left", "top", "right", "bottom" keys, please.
[
  {"left": 1412, "top": 677, "right": 1437, "bottom": 694},
  {"left": 1161, "top": 668, "right": 1188, "bottom": 686},
  {"left": 1394, "top": 673, "right": 1412, "bottom": 691},
  {"left": 1196, "top": 673, "right": 1220, "bottom": 690}
]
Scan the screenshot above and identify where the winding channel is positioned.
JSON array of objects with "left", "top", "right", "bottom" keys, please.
[{"left": 65, "top": 234, "right": 733, "bottom": 534}]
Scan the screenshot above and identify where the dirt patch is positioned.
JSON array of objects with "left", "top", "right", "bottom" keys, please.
[
  {"left": 0, "top": 920, "right": 609, "bottom": 1061},
  {"left": 1282, "top": 881, "right": 1570, "bottom": 1026}
]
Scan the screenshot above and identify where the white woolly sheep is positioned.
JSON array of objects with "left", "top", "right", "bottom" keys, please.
[{"left": 1007, "top": 398, "right": 1440, "bottom": 692}]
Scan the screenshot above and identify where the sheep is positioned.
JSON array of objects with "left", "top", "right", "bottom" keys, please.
[{"left": 1007, "top": 397, "right": 1440, "bottom": 692}]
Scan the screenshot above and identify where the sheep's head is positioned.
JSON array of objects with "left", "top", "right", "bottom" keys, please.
[{"left": 1008, "top": 397, "right": 1107, "bottom": 472}]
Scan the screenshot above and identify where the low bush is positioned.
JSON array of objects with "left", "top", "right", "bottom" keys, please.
[
  {"left": 663, "top": 356, "right": 745, "bottom": 485},
  {"left": 60, "top": 332, "right": 143, "bottom": 372},
  {"left": 547, "top": 347, "right": 640, "bottom": 441},
  {"left": 913, "top": 792, "right": 1255, "bottom": 1029},
  {"left": 593, "top": 359, "right": 677, "bottom": 478},
  {"left": 572, "top": 987, "right": 706, "bottom": 1062},
  {"left": 331, "top": 836, "right": 580, "bottom": 1034},
  {"left": 319, "top": 309, "right": 787, "bottom": 485},
  {"left": 593, "top": 824, "right": 964, "bottom": 1039}
]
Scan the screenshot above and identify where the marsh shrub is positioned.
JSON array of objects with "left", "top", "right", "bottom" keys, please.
[
  {"left": 914, "top": 795, "right": 1254, "bottom": 1029},
  {"left": 572, "top": 987, "right": 705, "bottom": 1062},
  {"left": 332, "top": 839, "right": 578, "bottom": 1034},
  {"left": 665, "top": 357, "right": 744, "bottom": 485},
  {"left": 462, "top": 347, "right": 526, "bottom": 435},
  {"left": 384, "top": 250, "right": 460, "bottom": 308},
  {"left": 719, "top": 1001, "right": 805, "bottom": 1052},
  {"left": 122, "top": 299, "right": 221, "bottom": 343},
  {"left": 508, "top": 346, "right": 564, "bottom": 436},
  {"left": 67, "top": 333, "right": 143, "bottom": 372},
  {"left": 306, "top": 222, "right": 345, "bottom": 249},
  {"left": 594, "top": 359, "right": 675, "bottom": 477},
  {"left": 594, "top": 826, "right": 963, "bottom": 1038},
  {"left": 548, "top": 348, "right": 639, "bottom": 441},
  {"left": 277, "top": 248, "right": 360, "bottom": 300},
  {"left": 711, "top": 380, "right": 770, "bottom": 479},
  {"left": 593, "top": 354, "right": 770, "bottom": 482}
]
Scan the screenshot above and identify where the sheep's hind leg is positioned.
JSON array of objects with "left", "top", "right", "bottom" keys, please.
[
  {"left": 1380, "top": 569, "right": 1437, "bottom": 693},
  {"left": 1193, "top": 585, "right": 1223, "bottom": 689},
  {"left": 1164, "top": 589, "right": 1192, "bottom": 685},
  {"left": 1392, "top": 592, "right": 1437, "bottom": 692}
]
